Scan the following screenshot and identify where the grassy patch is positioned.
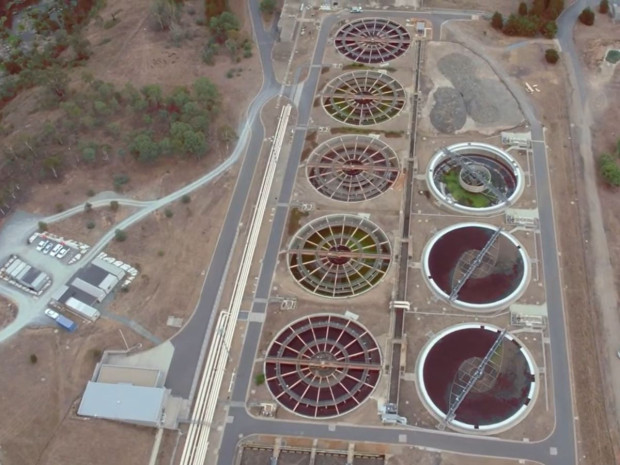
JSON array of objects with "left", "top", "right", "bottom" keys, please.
[{"left": 442, "top": 170, "right": 492, "bottom": 208}]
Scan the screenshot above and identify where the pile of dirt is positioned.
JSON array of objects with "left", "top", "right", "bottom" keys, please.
[{"left": 430, "top": 52, "right": 522, "bottom": 133}]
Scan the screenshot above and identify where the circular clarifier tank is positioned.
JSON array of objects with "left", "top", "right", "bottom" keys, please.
[
  {"left": 421, "top": 223, "right": 530, "bottom": 312},
  {"left": 321, "top": 71, "right": 407, "bottom": 126},
  {"left": 288, "top": 214, "right": 392, "bottom": 298},
  {"left": 334, "top": 18, "right": 411, "bottom": 64},
  {"left": 306, "top": 135, "right": 400, "bottom": 202},
  {"left": 416, "top": 323, "right": 537, "bottom": 434},
  {"left": 264, "top": 314, "right": 382, "bottom": 419},
  {"left": 426, "top": 142, "right": 524, "bottom": 215}
]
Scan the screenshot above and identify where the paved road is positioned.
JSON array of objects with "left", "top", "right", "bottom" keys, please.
[{"left": 211, "top": 6, "right": 579, "bottom": 465}]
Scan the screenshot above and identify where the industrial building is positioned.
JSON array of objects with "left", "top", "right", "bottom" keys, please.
[
  {"left": 1, "top": 256, "right": 50, "bottom": 293},
  {"left": 78, "top": 359, "right": 170, "bottom": 428},
  {"left": 51, "top": 257, "right": 126, "bottom": 321}
]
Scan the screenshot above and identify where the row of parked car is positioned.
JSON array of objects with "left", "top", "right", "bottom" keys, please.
[{"left": 35, "top": 238, "right": 70, "bottom": 259}]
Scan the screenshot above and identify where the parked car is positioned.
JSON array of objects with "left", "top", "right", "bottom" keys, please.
[
  {"left": 50, "top": 244, "right": 63, "bottom": 257},
  {"left": 43, "top": 242, "right": 54, "bottom": 254},
  {"left": 36, "top": 240, "right": 48, "bottom": 252},
  {"left": 44, "top": 308, "right": 59, "bottom": 319},
  {"left": 28, "top": 232, "right": 39, "bottom": 244},
  {"left": 57, "top": 248, "right": 69, "bottom": 259}
]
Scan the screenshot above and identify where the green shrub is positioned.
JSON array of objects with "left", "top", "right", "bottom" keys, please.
[
  {"left": 30, "top": 354, "right": 38, "bottom": 364},
  {"left": 541, "top": 21, "right": 558, "bottom": 38},
  {"left": 599, "top": 153, "right": 620, "bottom": 186},
  {"left": 110, "top": 200, "right": 119, "bottom": 211},
  {"left": 181, "top": 194, "right": 191, "bottom": 204},
  {"left": 164, "top": 208, "right": 173, "bottom": 218},
  {"left": 86, "top": 220, "right": 96, "bottom": 229},
  {"left": 254, "top": 373, "right": 266, "bottom": 386},
  {"left": 38, "top": 221, "right": 48, "bottom": 232},
  {"left": 545, "top": 48, "right": 560, "bottom": 64},
  {"left": 114, "top": 229, "right": 127, "bottom": 241}
]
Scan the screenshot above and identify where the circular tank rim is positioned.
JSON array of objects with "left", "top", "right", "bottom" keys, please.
[
  {"left": 415, "top": 323, "right": 538, "bottom": 433},
  {"left": 287, "top": 213, "right": 394, "bottom": 300},
  {"left": 421, "top": 222, "right": 531, "bottom": 312},
  {"left": 426, "top": 142, "right": 525, "bottom": 215},
  {"left": 321, "top": 71, "right": 407, "bottom": 128},
  {"left": 334, "top": 17, "right": 412, "bottom": 64},
  {"left": 263, "top": 313, "right": 382, "bottom": 420},
  {"left": 305, "top": 135, "right": 401, "bottom": 204}
]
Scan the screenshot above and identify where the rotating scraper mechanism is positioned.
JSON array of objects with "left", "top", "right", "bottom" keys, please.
[
  {"left": 321, "top": 71, "right": 407, "bottom": 126},
  {"left": 334, "top": 18, "right": 411, "bottom": 64},
  {"left": 288, "top": 214, "right": 392, "bottom": 298},
  {"left": 306, "top": 135, "right": 400, "bottom": 202},
  {"left": 264, "top": 314, "right": 382, "bottom": 418}
]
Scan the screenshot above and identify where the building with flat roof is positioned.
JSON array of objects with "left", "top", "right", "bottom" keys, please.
[
  {"left": 78, "top": 382, "right": 168, "bottom": 427},
  {"left": 78, "top": 360, "right": 170, "bottom": 427}
]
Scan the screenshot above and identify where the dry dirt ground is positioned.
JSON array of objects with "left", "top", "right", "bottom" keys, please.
[
  {"left": 0, "top": 0, "right": 261, "bottom": 221},
  {"left": 0, "top": 321, "right": 154, "bottom": 465},
  {"left": 47, "top": 205, "right": 137, "bottom": 245},
  {"left": 0, "top": 296, "right": 17, "bottom": 330},
  {"left": 103, "top": 171, "right": 236, "bottom": 342}
]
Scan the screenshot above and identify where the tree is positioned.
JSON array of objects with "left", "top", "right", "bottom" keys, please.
[
  {"left": 114, "top": 229, "right": 127, "bottom": 241},
  {"left": 541, "top": 21, "right": 558, "bottom": 38},
  {"left": 193, "top": 77, "right": 220, "bottom": 112},
  {"left": 579, "top": 7, "right": 595, "bottom": 25},
  {"left": 545, "top": 48, "right": 560, "bottom": 64},
  {"left": 141, "top": 84, "right": 163, "bottom": 108},
  {"left": 110, "top": 200, "right": 119, "bottom": 211},
  {"left": 599, "top": 0, "right": 609, "bottom": 13},
  {"left": 260, "top": 0, "right": 277, "bottom": 15},
  {"left": 183, "top": 130, "right": 207, "bottom": 157},
  {"left": 491, "top": 12, "right": 504, "bottom": 30},
  {"left": 503, "top": 14, "right": 539, "bottom": 36},
  {"left": 599, "top": 153, "right": 620, "bottom": 186},
  {"left": 209, "top": 12, "right": 240, "bottom": 44},
  {"left": 38, "top": 221, "right": 48, "bottom": 232},
  {"left": 30, "top": 354, "right": 38, "bottom": 364},
  {"left": 38, "top": 66, "right": 69, "bottom": 102},
  {"left": 43, "top": 156, "right": 61, "bottom": 178},
  {"left": 84, "top": 202, "right": 93, "bottom": 212},
  {"left": 151, "top": 0, "right": 181, "bottom": 30},
  {"left": 518, "top": 1, "right": 528, "bottom": 15},
  {"left": 130, "top": 132, "right": 160, "bottom": 162},
  {"left": 69, "top": 34, "right": 92, "bottom": 60},
  {"left": 205, "top": 0, "right": 227, "bottom": 19}
]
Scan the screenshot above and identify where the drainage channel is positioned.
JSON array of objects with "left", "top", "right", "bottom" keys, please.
[{"left": 388, "top": 40, "right": 423, "bottom": 409}]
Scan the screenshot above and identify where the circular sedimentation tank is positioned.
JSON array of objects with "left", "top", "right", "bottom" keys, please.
[
  {"left": 416, "top": 323, "right": 537, "bottom": 434},
  {"left": 306, "top": 135, "right": 400, "bottom": 202},
  {"left": 334, "top": 18, "right": 411, "bottom": 64},
  {"left": 426, "top": 142, "right": 524, "bottom": 215},
  {"left": 321, "top": 71, "right": 406, "bottom": 126},
  {"left": 288, "top": 214, "right": 392, "bottom": 298},
  {"left": 421, "top": 222, "right": 530, "bottom": 312},
  {"left": 264, "top": 314, "right": 382, "bottom": 418}
]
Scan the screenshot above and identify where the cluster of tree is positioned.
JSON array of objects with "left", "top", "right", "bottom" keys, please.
[
  {"left": 0, "top": 7, "right": 93, "bottom": 105},
  {"left": 491, "top": 0, "right": 563, "bottom": 38},
  {"left": 202, "top": 11, "right": 253, "bottom": 64},
  {"left": 599, "top": 139, "right": 620, "bottom": 187},
  {"left": 0, "top": 76, "right": 222, "bottom": 216}
]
